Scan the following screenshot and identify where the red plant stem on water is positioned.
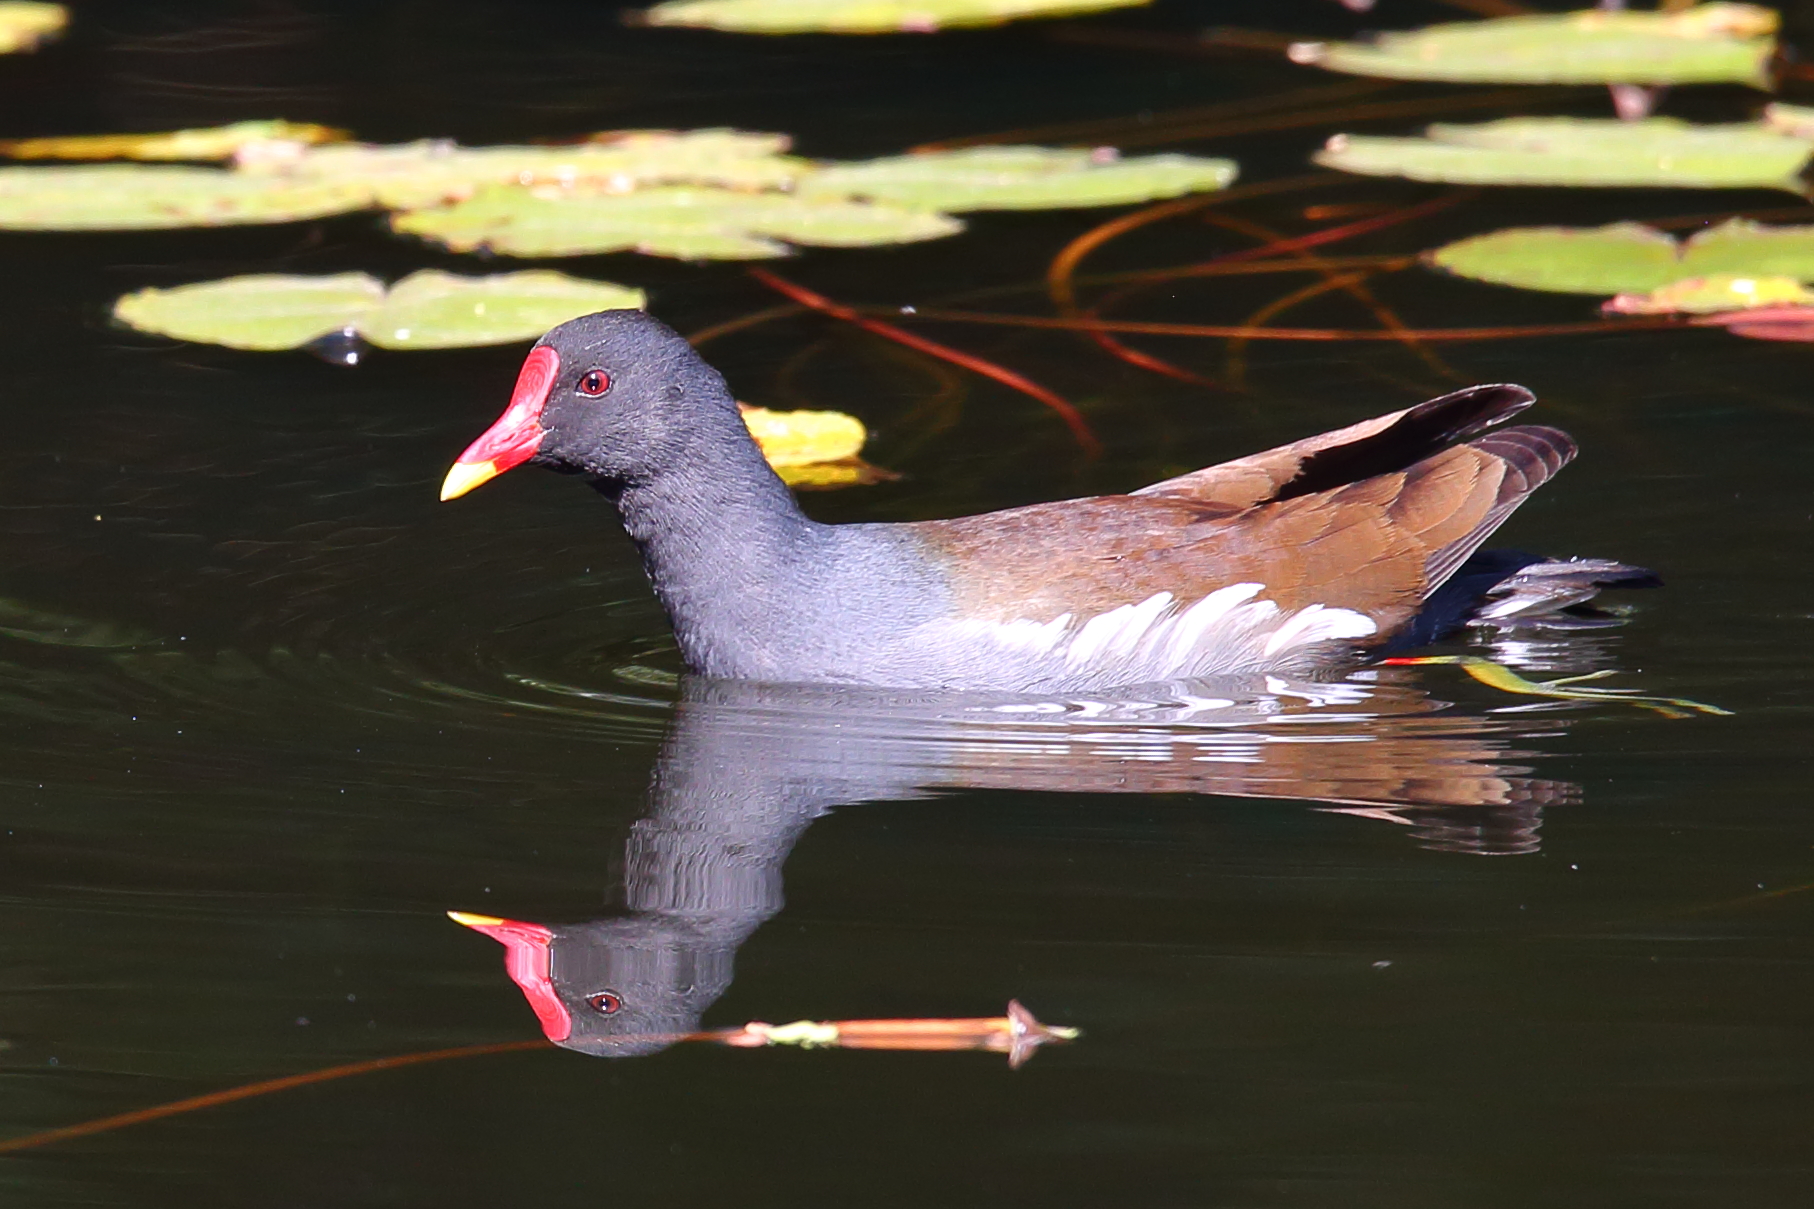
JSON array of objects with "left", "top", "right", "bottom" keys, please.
[
  {"left": 0, "top": 1040, "right": 549, "bottom": 1156},
  {"left": 892, "top": 309, "right": 1681, "bottom": 342},
  {"left": 1205, "top": 190, "right": 1476, "bottom": 268},
  {"left": 747, "top": 267, "right": 1103, "bottom": 458}
]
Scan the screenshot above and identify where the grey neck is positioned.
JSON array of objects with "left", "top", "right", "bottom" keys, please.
[{"left": 592, "top": 408, "right": 825, "bottom": 679}]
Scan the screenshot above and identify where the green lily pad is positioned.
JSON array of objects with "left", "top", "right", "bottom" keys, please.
[
  {"left": 0, "top": 121, "right": 346, "bottom": 162},
  {"left": 0, "top": 165, "right": 371, "bottom": 229},
  {"left": 796, "top": 146, "right": 1237, "bottom": 210},
  {"left": 1316, "top": 117, "right": 1814, "bottom": 191},
  {"left": 0, "top": 3, "right": 64, "bottom": 53},
  {"left": 1431, "top": 219, "right": 1814, "bottom": 294},
  {"left": 1602, "top": 274, "right": 1814, "bottom": 314},
  {"left": 257, "top": 129, "right": 806, "bottom": 209},
  {"left": 393, "top": 185, "right": 963, "bottom": 259},
  {"left": 640, "top": 0, "right": 1145, "bottom": 34},
  {"left": 1288, "top": 3, "right": 1776, "bottom": 87},
  {"left": 113, "top": 270, "right": 646, "bottom": 351}
]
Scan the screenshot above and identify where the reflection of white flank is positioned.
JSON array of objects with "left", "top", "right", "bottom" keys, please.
[{"left": 936, "top": 585, "right": 1379, "bottom": 692}]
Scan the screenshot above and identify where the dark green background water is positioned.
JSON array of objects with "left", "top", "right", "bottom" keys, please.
[{"left": 0, "top": 1, "right": 1810, "bottom": 1205}]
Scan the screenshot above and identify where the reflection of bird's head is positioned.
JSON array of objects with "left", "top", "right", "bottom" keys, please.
[{"left": 450, "top": 910, "right": 734, "bottom": 1057}]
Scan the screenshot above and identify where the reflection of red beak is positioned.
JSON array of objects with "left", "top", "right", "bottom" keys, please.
[
  {"left": 439, "top": 345, "right": 560, "bottom": 501},
  {"left": 447, "top": 910, "right": 572, "bottom": 1042}
]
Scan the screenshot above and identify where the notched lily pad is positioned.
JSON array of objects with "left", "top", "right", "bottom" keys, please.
[
  {"left": 738, "top": 403, "right": 893, "bottom": 489},
  {"left": 113, "top": 270, "right": 646, "bottom": 351},
  {"left": 1431, "top": 219, "right": 1814, "bottom": 295},
  {"left": 0, "top": 121, "right": 346, "bottom": 162},
  {"left": 0, "top": 2, "right": 64, "bottom": 53},
  {"left": 1317, "top": 117, "right": 1814, "bottom": 191},
  {"left": 797, "top": 146, "right": 1237, "bottom": 210},
  {"left": 393, "top": 185, "right": 963, "bottom": 259},
  {"left": 640, "top": 0, "right": 1146, "bottom": 35},
  {"left": 0, "top": 165, "right": 370, "bottom": 229},
  {"left": 1289, "top": 3, "right": 1776, "bottom": 87}
]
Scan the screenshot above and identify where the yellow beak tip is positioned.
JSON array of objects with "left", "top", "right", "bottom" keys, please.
[
  {"left": 439, "top": 459, "right": 501, "bottom": 501},
  {"left": 447, "top": 910, "right": 507, "bottom": 928}
]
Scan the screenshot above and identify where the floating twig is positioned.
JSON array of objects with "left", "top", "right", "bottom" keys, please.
[{"left": 709, "top": 1000, "right": 1079, "bottom": 1069}]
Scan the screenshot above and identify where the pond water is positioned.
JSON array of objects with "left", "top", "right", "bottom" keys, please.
[{"left": 0, "top": 1, "right": 1811, "bottom": 1205}]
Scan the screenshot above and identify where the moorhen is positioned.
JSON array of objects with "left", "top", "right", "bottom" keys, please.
[{"left": 442, "top": 310, "right": 1647, "bottom": 692}]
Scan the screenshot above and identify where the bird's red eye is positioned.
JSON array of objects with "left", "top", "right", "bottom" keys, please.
[
  {"left": 588, "top": 991, "right": 622, "bottom": 1015},
  {"left": 577, "top": 369, "right": 610, "bottom": 397}
]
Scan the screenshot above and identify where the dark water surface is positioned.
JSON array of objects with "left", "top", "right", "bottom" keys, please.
[{"left": 1, "top": 1, "right": 1811, "bottom": 1205}]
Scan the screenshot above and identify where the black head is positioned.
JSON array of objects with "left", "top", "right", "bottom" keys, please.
[
  {"left": 450, "top": 910, "right": 735, "bottom": 1058},
  {"left": 440, "top": 309, "right": 739, "bottom": 500}
]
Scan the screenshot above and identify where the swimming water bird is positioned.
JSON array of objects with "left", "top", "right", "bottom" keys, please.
[{"left": 441, "top": 310, "right": 1650, "bottom": 692}]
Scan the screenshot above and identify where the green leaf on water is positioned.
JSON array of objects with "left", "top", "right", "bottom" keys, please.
[
  {"left": 1316, "top": 117, "right": 1814, "bottom": 191},
  {"left": 0, "top": 2, "right": 64, "bottom": 53},
  {"left": 1431, "top": 219, "right": 1814, "bottom": 295},
  {"left": 393, "top": 184, "right": 964, "bottom": 259},
  {"left": 639, "top": 0, "right": 1145, "bottom": 35},
  {"left": 255, "top": 129, "right": 807, "bottom": 209},
  {"left": 0, "top": 121, "right": 346, "bottom": 162},
  {"left": 113, "top": 270, "right": 646, "bottom": 351},
  {"left": 1602, "top": 274, "right": 1814, "bottom": 314},
  {"left": 0, "top": 165, "right": 371, "bottom": 229},
  {"left": 1389, "top": 655, "right": 1731, "bottom": 719},
  {"left": 795, "top": 146, "right": 1237, "bottom": 210},
  {"left": 1288, "top": 3, "right": 1776, "bottom": 88}
]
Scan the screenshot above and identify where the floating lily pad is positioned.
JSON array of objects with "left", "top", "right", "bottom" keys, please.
[
  {"left": 1690, "top": 304, "right": 1814, "bottom": 341},
  {"left": 737, "top": 404, "right": 892, "bottom": 489},
  {"left": 797, "top": 146, "right": 1237, "bottom": 210},
  {"left": 394, "top": 185, "right": 963, "bottom": 259},
  {"left": 1603, "top": 274, "right": 1814, "bottom": 314},
  {"left": 738, "top": 403, "right": 866, "bottom": 465},
  {"left": 1431, "top": 219, "right": 1814, "bottom": 294},
  {"left": 0, "top": 165, "right": 370, "bottom": 229},
  {"left": 0, "top": 3, "right": 63, "bottom": 52},
  {"left": 0, "top": 121, "right": 346, "bottom": 162},
  {"left": 640, "top": 0, "right": 1145, "bottom": 34},
  {"left": 1288, "top": 4, "right": 1776, "bottom": 87},
  {"left": 257, "top": 129, "right": 806, "bottom": 210},
  {"left": 113, "top": 270, "right": 646, "bottom": 351},
  {"left": 1317, "top": 117, "right": 1814, "bottom": 191}
]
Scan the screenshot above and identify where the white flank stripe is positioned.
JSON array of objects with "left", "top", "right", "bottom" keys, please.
[{"left": 933, "top": 585, "right": 1380, "bottom": 690}]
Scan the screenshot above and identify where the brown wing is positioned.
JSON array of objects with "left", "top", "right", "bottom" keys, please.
[{"left": 912, "top": 386, "right": 1575, "bottom": 640}]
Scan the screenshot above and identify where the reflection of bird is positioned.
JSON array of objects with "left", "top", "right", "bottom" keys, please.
[
  {"left": 440, "top": 310, "right": 1651, "bottom": 692},
  {"left": 453, "top": 672, "right": 1577, "bottom": 1055}
]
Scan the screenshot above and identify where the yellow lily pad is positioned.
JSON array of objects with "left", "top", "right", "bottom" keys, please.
[
  {"left": 0, "top": 2, "right": 64, "bottom": 53},
  {"left": 797, "top": 146, "right": 1237, "bottom": 211},
  {"left": 1289, "top": 3, "right": 1776, "bottom": 88},
  {"left": 1317, "top": 117, "right": 1814, "bottom": 191},
  {"left": 737, "top": 403, "right": 867, "bottom": 465},
  {"left": 0, "top": 165, "right": 370, "bottom": 229},
  {"left": 1431, "top": 219, "right": 1814, "bottom": 295},
  {"left": 738, "top": 404, "right": 893, "bottom": 489},
  {"left": 113, "top": 270, "right": 646, "bottom": 351},
  {"left": 254, "top": 129, "right": 806, "bottom": 210},
  {"left": 641, "top": 0, "right": 1146, "bottom": 35},
  {"left": 393, "top": 184, "right": 963, "bottom": 259},
  {"left": 0, "top": 121, "right": 346, "bottom": 162},
  {"left": 1603, "top": 274, "right": 1814, "bottom": 315}
]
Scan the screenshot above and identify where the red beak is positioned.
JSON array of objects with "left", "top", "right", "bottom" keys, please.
[
  {"left": 439, "top": 345, "right": 561, "bottom": 500},
  {"left": 447, "top": 910, "right": 572, "bottom": 1042}
]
